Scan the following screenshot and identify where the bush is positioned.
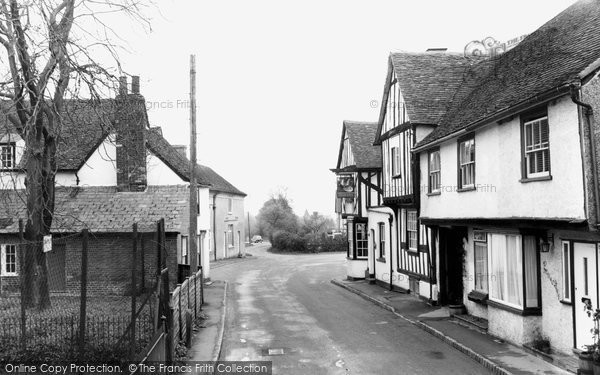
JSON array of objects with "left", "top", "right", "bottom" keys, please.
[
  {"left": 271, "top": 231, "right": 306, "bottom": 252},
  {"left": 271, "top": 231, "right": 347, "bottom": 253}
]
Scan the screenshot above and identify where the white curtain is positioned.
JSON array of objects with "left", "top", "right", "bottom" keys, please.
[
  {"left": 506, "top": 235, "right": 523, "bottom": 306},
  {"left": 490, "top": 234, "right": 505, "bottom": 301},
  {"left": 524, "top": 236, "right": 538, "bottom": 307}
]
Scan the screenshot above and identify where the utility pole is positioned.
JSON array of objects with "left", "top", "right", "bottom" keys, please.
[
  {"left": 189, "top": 54, "right": 198, "bottom": 276},
  {"left": 247, "top": 212, "right": 251, "bottom": 243}
]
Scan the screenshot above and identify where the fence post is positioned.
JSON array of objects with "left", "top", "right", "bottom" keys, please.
[
  {"left": 140, "top": 235, "right": 145, "bottom": 292},
  {"left": 200, "top": 267, "right": 204, "bottom": 307},
  {"left": 18, "top": 219, "right": 26, "bottom": 350},
  {"left": 79, "top": 229, "right": 89, "bottom": 359},
  {"left": 130, "top": 223, "right": 138, "bottom": 359},
  {"left": 177, "top": 283, "right": 182, "bottom": 341}
]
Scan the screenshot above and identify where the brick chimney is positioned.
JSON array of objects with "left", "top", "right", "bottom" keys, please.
[{"left": 115, "top": 75, "right": 148, "bottom": 192}]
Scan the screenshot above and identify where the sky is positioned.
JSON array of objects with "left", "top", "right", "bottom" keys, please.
[{"left": 111, "top": 0, "right": 578, "bottom": 216}]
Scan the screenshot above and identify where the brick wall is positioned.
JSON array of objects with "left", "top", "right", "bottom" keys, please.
[{"left": 62, "top": 232, "right": 179, "bottom": 295}]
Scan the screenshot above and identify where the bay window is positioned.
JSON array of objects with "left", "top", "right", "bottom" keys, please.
[
  {"left": 487, "top": 232, "right": 540, "bottom": 311},
  {"left": 355, "top": 223, "right": 368, "bottom": 258}
]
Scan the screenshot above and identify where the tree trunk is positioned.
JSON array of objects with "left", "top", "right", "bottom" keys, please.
[{"left": 22, "top": 112, "right": 54, "bottom": 310}]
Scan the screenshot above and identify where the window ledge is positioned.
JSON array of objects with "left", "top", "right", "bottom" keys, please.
[
  {"left": 520, "top": 175, "right": 552, "bottom": 183},
  {"left": 467, "top": 290, "right": 488, "bottom": 305},
  {"left": 1, "top": 274, "right": 18, "bottom": 277},
  {"left": 376, "top": 257, "right": 386, "bottom": 263},
  {"left": 427, "top": 191, "right": 441, "bottom": 196},
  {"left": 487, "top": 299, "right": 541, "bottom": 316},
  {"left": 560, "top": 299, "right": 572, "bottom": 306},
  {"left": 457, "top": 186, "right": 476, "bottom": 193},
  {"left": 392, "top": 174, "right": 402, "bottom": 180}
]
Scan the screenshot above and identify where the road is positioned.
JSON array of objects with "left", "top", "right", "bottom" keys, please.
[{"left": 212, "top": 244, "right": 490, "bottom": 375}]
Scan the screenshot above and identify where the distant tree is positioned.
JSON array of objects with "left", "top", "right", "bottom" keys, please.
[
  {"left": 301, "top": 210, "right": 334, "bottom": 235},
  {"left": 256, "top": 189, "right": 299, "bottom": 240}
]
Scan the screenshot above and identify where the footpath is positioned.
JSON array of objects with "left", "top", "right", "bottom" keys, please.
[{"left": 332, "top": 279, "right": 575, "bottom": 375}]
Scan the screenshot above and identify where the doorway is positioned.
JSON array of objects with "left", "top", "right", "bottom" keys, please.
[
  {"left": 573, "top": 242, "right": 598, "bottom": 349},
  {"left": 438, "top": 226, "right": 468, "bottom": 305}
]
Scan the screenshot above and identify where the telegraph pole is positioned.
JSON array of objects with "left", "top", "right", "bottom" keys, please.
[{"left": 189, "top": 54, "right": 199, "bottom": 276}]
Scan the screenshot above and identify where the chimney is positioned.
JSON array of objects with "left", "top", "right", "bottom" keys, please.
[
  {"left": 173, "top": 145, "right": 187, "bottom": 158},
  {"left": 115, "top": 75, "right": 148, "bottom": 192}
]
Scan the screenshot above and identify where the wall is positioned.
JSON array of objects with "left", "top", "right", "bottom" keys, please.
[
  {"left": 210, "top": 192, "right": 246, "bottom": 260},
  {"left": 582, "top": 71, "right": 600, "bottom": 228},
  {"left": 420, "top": 96, "right": 585, "bottom": 221}
]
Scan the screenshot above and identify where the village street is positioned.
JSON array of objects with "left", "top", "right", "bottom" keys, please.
[{"left": 212, "top": 245, "right": 489, "bottom": 375}]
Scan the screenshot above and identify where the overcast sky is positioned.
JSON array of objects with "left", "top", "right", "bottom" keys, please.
[{"left": 116, "top": 0, "right": 577, "bottom": 216}]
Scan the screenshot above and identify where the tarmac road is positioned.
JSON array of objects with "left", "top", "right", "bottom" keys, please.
[{"left": 213, "top": 244, "right": 490, "bottom": 375}]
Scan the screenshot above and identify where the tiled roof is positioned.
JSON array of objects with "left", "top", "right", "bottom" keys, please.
[
  {"left": 0, "top": 185, "right": 189, "bottom": 233},
  {"left": 416, "top": 0, "right": 600, "bottom": 147},
  {"left": 342, "top": 121, "right": 382, "bottom": 169},
  {"left": 0, "top": 100, "right": 115, "bottom": 170},
  {"left": 145, "top": 129, "right": 246, "bottom": 196},
  {"left": 390, "top": 52, "right": 474, "bottom": 125}
]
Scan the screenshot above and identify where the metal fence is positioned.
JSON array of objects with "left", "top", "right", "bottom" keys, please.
[{"left": 0, "top": 219, "right": 174, "bottom": 365}]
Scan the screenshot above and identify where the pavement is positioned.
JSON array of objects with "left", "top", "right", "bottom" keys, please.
[{"left": 331, "top": 278, "right": 575, "bottom": 375}]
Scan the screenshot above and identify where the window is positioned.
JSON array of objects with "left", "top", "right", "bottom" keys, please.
[
  {"left": 378, "top": 223, "right": 386, "bottom": 259},
  {"left": 181, "top": 236, "right": 189, "bottom": 265},
  {"left": 391, "top": 147, "right": 400, "bottom": 177},
  {"left": 407, "top": 210, "right": 418, "bottom": 251},
  {"left": 488, "top": 233, "right": 539, "bottom": 309},
  {"left": 458, "top": 137, "right": 475, "bottom": 189},
  {"left": 523, "top": 116, "right": 550, "bottom": 178},
  {"left": 355, "top": 223, "right": 368, "bottom": 258},
  {"left": 1, "top": 245, "right": 17, "bottom": 276},
  {"left": 0, "top": 144, "right": 15, "bottom": 170},
  {"left": 562, "top": 241, "right": 571, "bottom": 302},
  {"left": 428, "top": 150, "right": 441, "bottom": 193},
  {"left": 228, "top": 198, "right": 233, "bottom": 213},
  {"left": 227, "top": 224, "right": 234, "bottom": 247},
  {"left": 473, "top": 231, "right": 488, "bottom": 292}
]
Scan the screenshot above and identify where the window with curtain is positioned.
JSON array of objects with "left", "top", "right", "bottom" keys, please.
[
  {"left": 181, "top": 236, "right": 189, "bottom": 265},
  {"left": 474, "top": 234, "right": 488, "bottom": 292},
  {"left": 378, "top": 223, "right": 386, "bottom": 259},
  {"left": 391, "top": 147, "right": 400, "bottom": 177},
  {"left": 407, "top": 211, "right": 418, "bottom": 251},
  {"left": 428, "top": 150, "right": 441, "bottom": 193},
  {"left": 488, "top": 233, "right": 539, "bottom": 309},
  {"left": 458, "top": 137, "right": 475, "bottom": 188}
]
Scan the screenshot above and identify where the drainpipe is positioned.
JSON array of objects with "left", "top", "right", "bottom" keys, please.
[
  {"left": 388, "top": 214, "right": 394, "bottom": 291},
  {"left": 570, "top": 83, "right": 599, "bottom": 230},
  {"left": 212, "top": 193, "right": 218, "bottom": 261}
]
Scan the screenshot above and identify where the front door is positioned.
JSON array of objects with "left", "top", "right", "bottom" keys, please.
[
  {"left": 439, "top": 226, "right": 468, "bottom": 305},
  {"left": 574, "top": 242, "right": 598, "bottom": 349}
]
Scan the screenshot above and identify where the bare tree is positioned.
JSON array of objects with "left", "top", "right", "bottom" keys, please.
[{"left": 0, "top": 0, "right": 150, "bottom": 309}]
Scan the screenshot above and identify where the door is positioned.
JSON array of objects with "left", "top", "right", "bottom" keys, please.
[
  {"left": 439, "top": 226, "right": 467, "bottom": 305},
  {"left": 574, "top": 242, "right": 598, "bottom": 349}
]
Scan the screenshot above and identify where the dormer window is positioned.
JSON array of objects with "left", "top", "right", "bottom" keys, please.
[{"left": 0, "top": 143, "right": 15, "bottom": 170}]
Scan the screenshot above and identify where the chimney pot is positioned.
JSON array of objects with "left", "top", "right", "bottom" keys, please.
[
  {"left": 119, "top": 76, "right": 128, "bottom": 95},
  {"left": 173, "top": 145, "right": 187, "bottom": 158},
  {"left": 132, "top": 76, "right": 140, "bottom": 94}
]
